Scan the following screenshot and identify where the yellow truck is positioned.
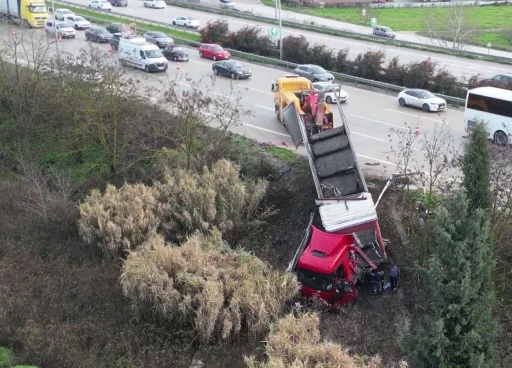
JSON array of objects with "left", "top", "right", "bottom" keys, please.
[
  {"left": 271, "top": 75, "right": 334, "bottom": 143},
  {"left": 0, "top": 0, "right": 48, "bottom": 28}
]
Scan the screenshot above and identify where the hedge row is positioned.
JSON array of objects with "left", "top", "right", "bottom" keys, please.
[{"left": 199, "top": 20, "right": 512, "bottom": 98}]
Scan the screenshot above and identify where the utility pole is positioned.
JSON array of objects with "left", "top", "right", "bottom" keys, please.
[
  {"left": 277, "top": 0, "right": 283, "bottom": 60},
  {"left": 274, "top": 0, "right": 277, "bottom": 19}
]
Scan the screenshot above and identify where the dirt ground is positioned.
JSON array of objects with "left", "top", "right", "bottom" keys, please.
[{"left": 0, "top": 145, "right": 423, "bottom": 368}]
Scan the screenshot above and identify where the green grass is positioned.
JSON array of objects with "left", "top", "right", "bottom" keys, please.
[
  {"left": 261, "top": 1, "right": 512, "bottom": 31},
  {"left": 47, "top": 2, "right": 200, "bottom": 42},
  {"left": 268, "top": 146, "right": 297, "bottom": 162},
  {"left": 0, "top": 347, "right": 14, "bottom": 367}
]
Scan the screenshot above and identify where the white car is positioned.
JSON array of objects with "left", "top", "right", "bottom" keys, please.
[
  {"left": 45, "top": 20, "right": 76, "bottom": 38},
  {"left": 172, "top": 16, "right": 200, "bottom": 29},
  {"left": 398, "top": 88, "right": 447, "bottom": 112},
  {"left": 220, "top": 0, "right": 235, "bottom": 8},
  {"left": 143, "top": 0, "right": 166, "bottom": 8},
  {"left": 89, "top": 0, "right": 112, "bottom": 10},
  {"left": 53, "top": 8, "right": 74, "bottom": 20},
  {"left": 312, "top": 82, "right": 349, "bottom": 104},
  {"left": 64, "top": 15, "right": 91, "bottom": 30}
]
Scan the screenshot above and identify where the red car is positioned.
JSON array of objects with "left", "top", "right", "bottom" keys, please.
[{"left": 199, "top": 43, "right": 231, "bottom": 61}]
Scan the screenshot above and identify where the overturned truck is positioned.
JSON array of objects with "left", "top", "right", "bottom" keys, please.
[{"left": 273, "top": 75, "right": 387, "bottom": 306}]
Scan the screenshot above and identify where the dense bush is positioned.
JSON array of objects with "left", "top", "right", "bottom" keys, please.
[
  {"left": 155, "top": 159, "right": 268, "bottom": 243},
  {"left": 199, "top": 21, "right": 497, "bottom": 97},
  {"left": 121, "top": 230, "right": 298, "bottom": 343},
  {"left": 244, "top": 313, "right": 406, "bottom": 368},
  {"left": 78, "top": 183, "right": 159, "bottom": 257},
  {"left": 78, "top": 159, "right": 267, "bottom": 254}
]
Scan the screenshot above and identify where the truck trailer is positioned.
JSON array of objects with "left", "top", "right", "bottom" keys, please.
[
  {"left": 272, "top": 75, "right": 387, "bottom": 307},
  {"left": 0, "top": 0, "right": 48, "bottom": 28}
]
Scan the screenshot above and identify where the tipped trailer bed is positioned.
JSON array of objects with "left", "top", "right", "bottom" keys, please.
[{"left": 284, "top": 101, "right": 387, "bottom": 271}]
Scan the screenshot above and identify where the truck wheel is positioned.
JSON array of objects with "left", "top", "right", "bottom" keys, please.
[
  {"left": 494, "top": 130, "right": 508, "bottom": 146},
  {"left": 145, "top": 65, "right": 150, "bottom": 73}
]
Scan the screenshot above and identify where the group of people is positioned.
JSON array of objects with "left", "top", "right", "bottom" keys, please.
[{"left": 371, "top": 265, "right": 400, "bottom": 296}]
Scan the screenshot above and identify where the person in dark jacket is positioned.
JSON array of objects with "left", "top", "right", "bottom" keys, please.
[
  {"left": 389, "top": 265, "right": 401, "bottom": 292},
  {"left": 371, "top": 270, "right": 384, "bottom": 295}
]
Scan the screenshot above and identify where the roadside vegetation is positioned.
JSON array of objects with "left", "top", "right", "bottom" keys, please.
[
  {"left": 200, "top": 20, "right": 511, "bottom": 98},
  {"left": 0, "top": 27, "right": 510, "bottom": 368}
]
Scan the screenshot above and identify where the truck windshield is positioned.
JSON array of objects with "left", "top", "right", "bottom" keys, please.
[
  {"left": 297, "top": 267, "right": 333, "bottom": 292},
  {"left": 28, "top": 4, "right": 47, "bottom": 13},
  {"left": 145, "top": 49, "right": 163, "bottom": 58}
]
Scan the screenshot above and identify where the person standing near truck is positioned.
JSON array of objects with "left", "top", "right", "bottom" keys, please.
[
  {"left": 371, "top": 270, "right": 384, "bottom": 295},
  {"left": 389, "top": 265, "right": 401, "bottom": 292}
]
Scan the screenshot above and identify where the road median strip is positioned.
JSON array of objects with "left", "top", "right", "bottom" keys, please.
[{"left": 163, "top": 0, "right": 512, "bottom": 66}]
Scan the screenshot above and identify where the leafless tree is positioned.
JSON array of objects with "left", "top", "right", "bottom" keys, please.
[
  {"left": 416, "top": 121, "right": 459, "bottom": 199},
  {"left": 0, "top": 27, "right": 54, "bottom": 121},
  {"left": 388, "top": 122, "right": 419, "bottom": 189},
  {"left": 424, "top": 2, "right": 479, "bottom": 50},
  {"left": 159, "top": 74, "right": 253, "bottom": 170},
  {"left": 489, "top": 146, "right": 512, "bottom": 250}
]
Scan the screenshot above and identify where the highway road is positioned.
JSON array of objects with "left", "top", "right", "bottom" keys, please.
[
  {"left": 59, "top": 0, "right": 511, "bottom": 80},
  {"left": 1, "top": 26, "right": 467, "bottom": 179}
]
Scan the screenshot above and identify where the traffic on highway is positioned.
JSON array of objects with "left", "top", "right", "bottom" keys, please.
[
  {"left": 1, "top": 23, "right": 467, "bottom": 176},
  {"left": 56, "top": 0, "right": 512, "bottom": 80}
]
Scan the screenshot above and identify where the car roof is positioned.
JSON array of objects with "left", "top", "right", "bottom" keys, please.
[
  {"left": 403, "top": 88, "right": 429, "bottom": 93},
  {"left": 201, "top": 43, "right": 220, "bottom": 46}
]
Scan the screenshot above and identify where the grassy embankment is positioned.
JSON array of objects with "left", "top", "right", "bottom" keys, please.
[{"left": 260, "top": 1, "right": 512, "bottom": 51}]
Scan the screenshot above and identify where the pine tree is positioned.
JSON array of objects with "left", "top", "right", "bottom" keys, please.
[
  {"left": 462, "top": 123, "right": 491, "bottom": 213},
  {"left": 401, "top": 193, "right": 498, "bottom": 368}
]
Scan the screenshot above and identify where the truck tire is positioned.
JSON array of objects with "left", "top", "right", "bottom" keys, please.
[{"left": 494, "top": 130, "right": 508, "bottom": 146}]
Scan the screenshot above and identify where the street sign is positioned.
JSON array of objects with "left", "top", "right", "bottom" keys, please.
[
  {"left": 370, "top": 17, "right": 377, "bottom": 27},
  {"left": 269, "top": 28, "right": 279, "bottom": 37}
]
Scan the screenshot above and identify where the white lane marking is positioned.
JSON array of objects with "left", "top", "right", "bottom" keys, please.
[
  {"left": 214, "top": 92, "right": 235, "bottom": 99},
  {"left": 242, "top": 123, "right": 291, "bottom": 137},
  {"left": 256, "top": 104, "right": 274, "bottom": 111},
  {"left": 357, "top": 154, "right": 397, "bottom": 167},
  {"left": 385, "top": 108, "right": 445, "bottom": 123},
  {"left": 242, "top": 85, "right": 274, "bottom": 95},
  {"left": 352, "top": 132, "right": 386, "bottom": 142},
  {"left": 352, "top": 114, "right": 409, "bottom": 130}
]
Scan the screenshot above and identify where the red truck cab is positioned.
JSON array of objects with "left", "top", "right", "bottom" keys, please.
[{"left": 296, "top": 225, "right": 359, "bottom": 306}]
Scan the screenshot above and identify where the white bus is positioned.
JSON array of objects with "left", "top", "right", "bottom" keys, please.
[{"left": 465, "top": 87, "right": 512, "bottom": 145}]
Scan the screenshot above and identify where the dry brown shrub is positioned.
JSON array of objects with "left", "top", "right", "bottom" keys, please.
[
  {"left": 120, "top": 229, "right": 298, "bottom": 343},
  {"left": 155, "top": 159, "right": 268, "bottom": 242},
  {"left": 245, "top": 313, "right": 406, "bottom": 368},
  {"left": 78, "top": 183, "right": 159, "bottom": 256}
]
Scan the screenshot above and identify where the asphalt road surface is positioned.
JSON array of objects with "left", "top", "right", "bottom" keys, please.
[
  {"left": 1, "top": 26, "right": 467, "bottom": 179},
  {"left": 59, "top": 0, "right": 511, "bottom": 80}
]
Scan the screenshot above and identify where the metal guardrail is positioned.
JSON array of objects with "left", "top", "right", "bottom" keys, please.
[
  {"left": 52, "top": 0, "right": 466, "bottom": 106},
  {"left": 163, "top": 0, "right": 512, "bottom": 65}
]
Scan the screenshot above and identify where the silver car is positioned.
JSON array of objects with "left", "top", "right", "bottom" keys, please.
[
  {"left": 398, "top": 89, "right": 447, "bottom": 112},
  {"left": 143, "top": 31, "right": 174, "bottom": 48},
  {"left": 373, "top": 25, "right": 395, "bottom": 39},
  {"left": 293, "top": 64, "right": 334, "bottom": 83},
  {"left": 45, "top": 20, "right": 76, "bottom": 38}
]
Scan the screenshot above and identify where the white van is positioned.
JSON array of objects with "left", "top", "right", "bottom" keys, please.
[{"left": 118, "top": 38, "right": 168, "bottom": 73}]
